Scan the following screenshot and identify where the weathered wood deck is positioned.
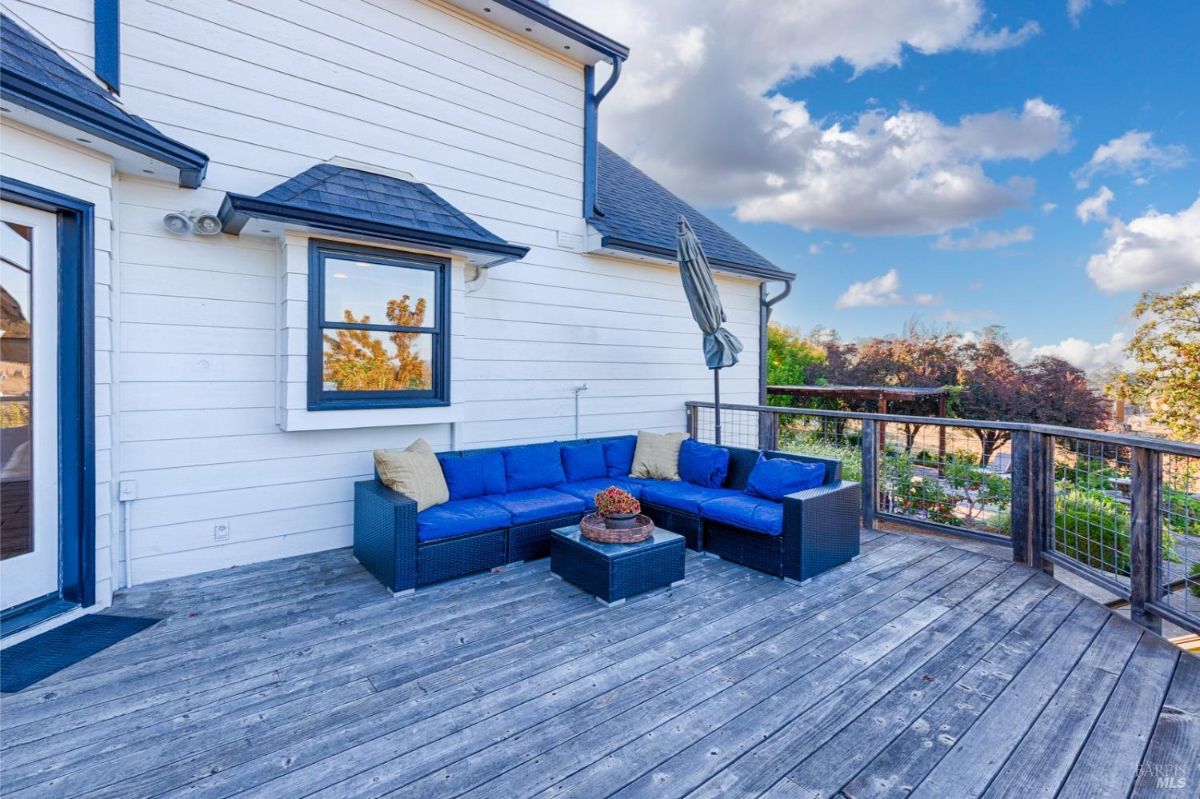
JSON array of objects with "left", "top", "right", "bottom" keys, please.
[{"left": 2, "top": 530, "right": 1197, "bottom": 798}]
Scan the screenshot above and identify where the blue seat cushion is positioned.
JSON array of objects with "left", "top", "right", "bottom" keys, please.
[
  {"left": 417, "top": 498, "right": 512, "bottom": 543},
  {"left": 603, "top": 436, "right": 636, "bottom": 477},
  {"left": 561, "top": 442, "right": 607, "bottom": 482},
  {"left": 700, "top": 494, "right": 784, "bottom": 536},
  {"left": 481, "top": 488, "right": 585, "bottom": 525},
  {"left": 438, "top": 451, "right": 506, "bottom": 501},
  {"left": 503, "top": 443, "right": 567, "bottom": 491},
  {"left": 678, "top": 439, "right": 730, "bottom": 488},
  {"left": 554, "top": 477, "right": 645, "bottom": 509},
  {"left": 636, "top": 479, "right": 740, "bottom": 515},
  {"left": 745, "top": 454, "right": 825, "bottom": 501}
]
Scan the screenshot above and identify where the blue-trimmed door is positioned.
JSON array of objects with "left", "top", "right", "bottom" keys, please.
[{"left": 1, "top": 179, "right": 96, "bottom": 637}]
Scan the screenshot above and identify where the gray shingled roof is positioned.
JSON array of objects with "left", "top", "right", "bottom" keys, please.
[
  {"left": 219, "top": 164, "right": 529, "bottom": 263},
  {"left": 0, "top": 14, "right": 208, "bottom": 187},
  {"left": 592, "top": 144, "right": 792, "bottom": 281}
]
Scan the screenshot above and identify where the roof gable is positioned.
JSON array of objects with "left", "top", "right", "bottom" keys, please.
[
  {"left": 0, "top": 14, "right": 208, "bottom": 187},
  {"left": 219, "top": 164, "right": 528, "bottom": 266}
]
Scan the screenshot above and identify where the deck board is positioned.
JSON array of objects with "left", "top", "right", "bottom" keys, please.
[{"left": 1, "top": 531, "right": 1196, "bottom": 799}]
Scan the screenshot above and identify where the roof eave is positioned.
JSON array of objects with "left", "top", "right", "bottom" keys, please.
[
  {"left": 598, "top": 235, "right": 795, "bottom": 282},
  {"left": 219, "top": 193, "right": 530, "bottom": 266},
  {"left": 0, "top": 71, "right": 209, "bottom": 189},
  {"left": 487, "top": 0, "right": 629, "bottom": 62}
]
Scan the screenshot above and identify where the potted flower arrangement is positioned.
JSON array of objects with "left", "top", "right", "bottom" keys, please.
[{"left": 594, "top": 486, "right": 641, "bottom": 529}]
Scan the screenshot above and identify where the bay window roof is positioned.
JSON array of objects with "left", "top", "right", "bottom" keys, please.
[{"left": 219, "top": 164, "right": 529, "bottom": 267}]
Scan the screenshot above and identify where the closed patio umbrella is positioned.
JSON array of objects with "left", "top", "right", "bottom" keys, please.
[{"left": 676, "top": 215, "right": 742, "bottom": 445}]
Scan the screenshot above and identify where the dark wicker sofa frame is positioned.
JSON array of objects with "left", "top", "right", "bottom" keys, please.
[
  {"left": 640, "top": 447, "right": 860, "bottom": 584},
  {"left": 353, "top": 438, "right": 860, "bottom": 594}
]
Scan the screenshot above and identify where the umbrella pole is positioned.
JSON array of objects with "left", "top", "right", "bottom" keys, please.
[{"left": 713, "top": 368, "right": 722, "bottom": 446}]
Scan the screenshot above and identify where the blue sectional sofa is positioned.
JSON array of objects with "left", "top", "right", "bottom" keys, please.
[{"left": 353, "top": 435, "right": 860, "bottom": 594}]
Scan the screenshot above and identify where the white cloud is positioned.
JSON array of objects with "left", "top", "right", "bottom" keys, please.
[
  {"left": 935, "top": 225, "right": 1034, "bottom": 250},
  {"left": 554, "top": 1, "right": 1060, "bottom": 236},
  {"left": 1074, "top": 130, "right": 1187, "bottom": 187},
  {"left": 835, "top": 269, "right": 938, "bottom": 309},
  {"left": 731, "top": 98, "right": 1066, "bottom": 235},
  {"left": 1023, "top": 333, "right": 1133, "bottom": 373},
  {"left": 962, "top": 21, "right": 1042, "bottom": 53},
  {"left": 1068, "top": 0, "right": 1124, "bottom": 26},
  {"left": 937, "top": 308, "right": 1000, "bottom": 324},
  {"left": 1076, "top": 186, "right": 1114, "bottom": 223},
  {"left": 1042, "top": 202, "right": 1058, "bottom": 214},
  {"left": 1086, "top": 196, "right": 1200, "bottom": 293}
]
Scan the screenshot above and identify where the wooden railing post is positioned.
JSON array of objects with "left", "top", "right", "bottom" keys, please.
[
  {"left": 758, "top": 407, "right": 779, "bottom": 451},
  {"left": 861, "top": 419, "right": 878, "bottom": 531},
  {"left": 1129, "top": 446, "right": 1163, "bottom": 634},
  {"left": 1010, "top": 429, "right": 1031, "bottom": 565},
  {"left": 1029, "top": 432, "right": 1055, "bottom": 576}
]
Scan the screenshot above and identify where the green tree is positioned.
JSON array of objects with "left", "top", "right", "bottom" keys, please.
[
  {"left": 1108, "top": 284, "right": 1200, "bottom": 441},
  {"left": 766, "top": 322, "right": 826, "bottom": 387}
]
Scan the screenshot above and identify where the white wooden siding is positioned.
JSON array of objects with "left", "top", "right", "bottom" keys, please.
[{"left": 5, "top": 0, "right": 765, "bottom": 584}]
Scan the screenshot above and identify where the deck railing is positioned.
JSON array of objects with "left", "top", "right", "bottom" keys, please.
[{"left": 685, "top": 400, "right": 1200, "bottom": 635}]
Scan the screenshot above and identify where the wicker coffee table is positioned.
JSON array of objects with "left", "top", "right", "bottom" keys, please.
[{"left": 550, "top": 525, "right": 685, "bottom": 607}]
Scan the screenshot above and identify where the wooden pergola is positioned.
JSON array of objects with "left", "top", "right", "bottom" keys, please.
[
  {"left": 767, "top": 384, "right": 952, "bottom": 459},
  {"left": 767, "top": 385, "right": 950, "bottom": 416}
]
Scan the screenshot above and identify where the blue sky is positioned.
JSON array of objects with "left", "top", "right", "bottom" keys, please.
[{"left": 560, "top": 0, "right": 1200, "bottom": 372}]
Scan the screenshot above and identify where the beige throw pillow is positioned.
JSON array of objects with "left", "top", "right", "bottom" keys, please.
[
  {"left": 374, "top": 438, "right": 449, "bottom": 512},
  {"left": 630, "top": 430, "right": 689, "bottom": 480}
]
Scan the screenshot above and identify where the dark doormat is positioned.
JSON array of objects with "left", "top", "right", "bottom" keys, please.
[{"left": 1, "top": 614, "right": 161, "bottom": 693}]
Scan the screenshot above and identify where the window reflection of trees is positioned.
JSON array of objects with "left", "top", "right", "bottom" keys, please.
[{"left": 322, "top": 294, "right": 432, "bottom": 391}]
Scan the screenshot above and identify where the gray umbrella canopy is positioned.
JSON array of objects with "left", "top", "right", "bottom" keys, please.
[
  {"left": 676, "top": 216, "right": 743, "bottom": 369},
  {"left": 677, "top": 215, "right": 742, "bottom": 444}
]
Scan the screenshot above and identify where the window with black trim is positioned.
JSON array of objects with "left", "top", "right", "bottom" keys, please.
[{"left": 308, "top": 241, "right": 449, "bottom": 410}]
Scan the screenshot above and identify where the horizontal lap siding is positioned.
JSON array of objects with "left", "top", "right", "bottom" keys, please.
[
  {"left": 0, "top": 121, "right": 117, "bottom": 607},
  {"left": 8, "top": 0, "right": 764, "bottom": 583}
]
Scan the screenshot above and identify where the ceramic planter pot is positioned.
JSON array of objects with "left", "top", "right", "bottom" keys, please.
[{"left": 603, "top": 512, "right": 639, "bottom": 530}]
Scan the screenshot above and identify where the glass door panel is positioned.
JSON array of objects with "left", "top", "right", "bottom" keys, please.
[{"left": 1, "top": 203, "right": 60, "bottom": 609}]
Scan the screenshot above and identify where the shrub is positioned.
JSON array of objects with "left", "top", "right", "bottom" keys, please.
[
  {"left": 882, "top": 453, "right": 957, "bottom": 525},
  {"left": 1164, "top": 486, "right": 1200, "bottom": 537},
  {"left": 778, "top": 433, "right": 863, "bottom": 482},
  {"left": 1054, "top": 488, "right": 1179, "bottom": 575},
  {"left": 1054, "top": 489, "right": 1131, "bottom": 573}
]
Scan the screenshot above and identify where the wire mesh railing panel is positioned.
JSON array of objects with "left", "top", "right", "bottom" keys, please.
[
  {"left": 690, "top": 404, "right": 762, "bottom": 449},
  {"left": 1050, "top": 437, "right": 1133, "bottom": 591},
  {"left": 877, "top": 421, "right": 1013, "bottom": 538},
  {"left": 1159, "top": 452, "right": 1200, "bottom": 625},
  {"left": 776, "top": 412, "right": 864, "bottom": 482}
]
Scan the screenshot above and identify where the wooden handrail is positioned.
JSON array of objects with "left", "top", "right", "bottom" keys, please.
[{"left": 685, "top": 400, "right": 1200, "bottom": 457}]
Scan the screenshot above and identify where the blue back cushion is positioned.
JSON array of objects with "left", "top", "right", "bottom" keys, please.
[
  {"left": 678, "top": 439, "right": 730, "bottom": 488},
  {"left": 603, "top": 436, "right": 637, "bottom": 477},
  {"left": 745, "top": 454, "right": 825, "bottom": 501},
  {"left": 439, "top": 452, "right": 506, "bottom": 501},
  {"left": 503, "top": 443, "right": 567, "bottom": 491},
  {"left": 561, "top": 442, "right": 607, "bottom": 482}
]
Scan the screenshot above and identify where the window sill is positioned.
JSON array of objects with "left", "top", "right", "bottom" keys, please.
[
  {"left": 308, "top": 398, "right": 450, "bottom": 412},
  {"left": 279, "top": 403, "right": 464, "bottom": 432}
]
